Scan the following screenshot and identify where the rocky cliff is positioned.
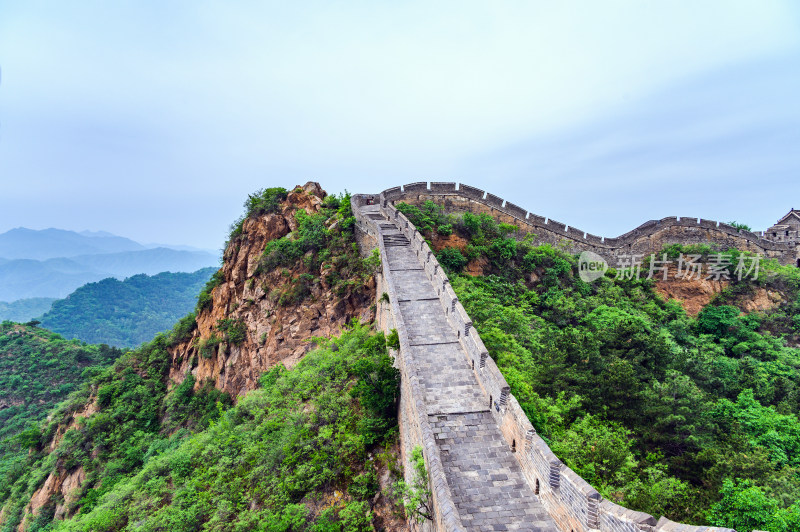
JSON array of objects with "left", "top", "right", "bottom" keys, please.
[{"left": 167, "top": 182, "right": 376, "bottom": 398}]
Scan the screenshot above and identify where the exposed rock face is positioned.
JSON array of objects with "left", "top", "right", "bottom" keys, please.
[
  {"left": 427, "top": 232, "right": 490, "bottom": 276},
  {"left": 655, "top": 272, "right": 729, "bottom": 317},
  {"left": 47, "top": 398, "right": 98, "bottom": 452},
  {"left": 168, "top": 182, "right": 376, "bottom": 398},
  {"left": 654, "top": 266, "right": 782, "bottom": 316},
  {"left": 17, "top": 467, "right": 85, "bottom": 531}
]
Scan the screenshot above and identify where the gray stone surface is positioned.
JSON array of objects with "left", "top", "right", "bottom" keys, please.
[
  {"left": 365, "top": 204, "right": 558, "bottom": 531},
  {"left": 400, "top": 299, "right": 460, "bottom": 345},
  {"left": 414, "top": 343, "right": 486, "bottom": 414},
  {"left": 433, "top": 412, "right": 556, "bottom": 532}
]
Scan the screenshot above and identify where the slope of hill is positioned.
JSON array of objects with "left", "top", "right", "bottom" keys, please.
[
  {"left": 0, "top": 228, "right": 144, "bottom": 260},
  {"left": 0, "top": 184, "right": 401, "bottom": 531},
  {"left": 0, "top": 298, "right": 56, "bottom": 322},
  {"left": 0, "top": 323, "right": 123, "bottom": 442},
  {"left": 0, "top": 323, "right": 124, "bottom": 505},
  {"left": 39, "top": 268, "right": 216, "bottom": 347}
]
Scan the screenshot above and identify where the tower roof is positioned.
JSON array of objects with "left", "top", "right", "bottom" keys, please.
[{"left": 775, "top": 209, "right": 800, "bottom": 226}]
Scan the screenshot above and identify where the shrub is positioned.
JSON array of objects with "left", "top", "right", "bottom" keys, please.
[
  {"left": 728, "top": 221, "right": 752, "bottom": 232},
  {"left": 196, "top": 270, "right": 224, "bottom": 313},
  {"left": 437, "top": 247, "right": 469, "bottom": 273},
  {"left": 167, "top": 313, "right": 197, "bottom": 347},
  {"left": 437, "top": 223, "right": 453, "bottom": 236},
  {"left": 245, "top": 187, "right": 289, "bottom": 217},
  {"left": 199, "top": 334, "right": 222, "bottom": 358},
  {"left": 396, "top": 201, "right": 451, "bottom": 234},
  {"left": 385, "top": 329, "right": 399, "bottom": 350},
  {"left": 696, "top": 305, "right": 741, "bottom": 337},
  {"left": 216, "top": 318, "right": 247, "bottom": 345}
]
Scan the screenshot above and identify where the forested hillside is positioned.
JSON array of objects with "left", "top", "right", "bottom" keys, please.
[
  {"left": 397, "top": 200, "right": 800, "bottom": 531},
  {"left": 0, "top": 298, "right": 56, "bottom": 323},
  {"left": 0, "top": 323, "right": 124, "bottom": 505},
  {"left": 39, "top": 268, "right": 216, "bottom": 347}
]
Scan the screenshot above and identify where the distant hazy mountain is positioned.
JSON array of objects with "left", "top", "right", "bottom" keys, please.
[
  {"left": 68, "top": 247, "right": 219, "bottom": 278},
  {"left": 0, "top": 250, "right": 218, "bottom": 301},
  {"left": 0, "top": 227, "right": 145, "bottom": 260},
  {"left": 0, "top": 258, "right": 110, "bottom": 300},
  {"left": 39, "top": 268, "right": 216, "bottom": 347},
  {"left": 0, "top": 297, "right": 57, "bottom": 322},
  {"left": 0, "top": 228, "right": 219, "bottom": 301},
  {"left": 79, "top": 230, "right": 118, "bottom": 238},
  {"left": 142, "top": 242, "right": 219, "bottom": 253}
]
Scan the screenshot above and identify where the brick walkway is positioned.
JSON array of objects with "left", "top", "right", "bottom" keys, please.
[{"left": 361, "top": 205, "right": 558, "bottom": 532}]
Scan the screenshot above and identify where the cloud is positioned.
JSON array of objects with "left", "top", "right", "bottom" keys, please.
[{"left": 463, "top": 53, "right": 800, "bottom": 236}]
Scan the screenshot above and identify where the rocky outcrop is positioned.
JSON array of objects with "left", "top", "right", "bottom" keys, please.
[
  {"left": 654, "top": 270, "right": 729, "bottom": 317},
  {"left": 167, "top": 182, "right": 376, "bottom": 398},
  {"left": 16, "top": 466, "right": 85, "bottom": 530},
  {"left": 654, "top": 266, "right": 783, "bottom": 317}
]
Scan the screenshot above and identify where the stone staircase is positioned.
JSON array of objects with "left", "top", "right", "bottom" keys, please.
[{"left": 358, "top": 203, "right": 557, "bottom": 532}]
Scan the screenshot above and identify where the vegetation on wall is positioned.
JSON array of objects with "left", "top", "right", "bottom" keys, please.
[{"left": 398, "top": 200, "right": 800, "bottom": 530}]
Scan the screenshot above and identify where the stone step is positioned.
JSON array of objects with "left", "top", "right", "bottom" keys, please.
[
  {"left": 383, "top": 233, "right": 410, "bottom": 247},
  {"left": 432, "top": 412, "right": 555, "bottom": 532}
]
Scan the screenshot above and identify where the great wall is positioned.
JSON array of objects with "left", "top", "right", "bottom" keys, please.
[
  {"left": 351, "top": 182, "right": 798, "bottom": 532},
  {"left": 373, "top": 182, "right": 799, "bottom": 267}
]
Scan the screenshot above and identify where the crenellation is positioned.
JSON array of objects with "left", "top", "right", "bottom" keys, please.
[
  {"left": 504, "top": 201, "right": 527, "bottom": 220},
  {"left": 459, "top": 184, "right": 486, "bottom": 200},
  {"left": 698, "top": 219, "right": 718, "bottom": 229},
  {"left": 528, "top": 213, "right": 546, "bottom": 225},
  {"left": 546, "top": 219, "right": 567, "bottom": 233},
  {"left": 378, "top": 181, "right": 799, "bottom": 265},
  {"left": 431, "top": 182, "right": 458, "bottom": 193},
  {"left": 404, "top": 181, "right": 429, "bottom": 193},
  {"left": 485, "top": 193, "right": 504, "bottom": 209},
  {"left": 383, "top": 186, "right": 402, "bottom": 200},
  {"left": 739, "top": 229, "right": 760, "bottom": 241},
  {"left": 585, "top": 233, "right": 604, "bottom": 245}
]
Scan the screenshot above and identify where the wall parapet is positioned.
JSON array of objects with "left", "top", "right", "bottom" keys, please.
[{"left": 377, "top": 182, "right": 795, "bottom": 264}]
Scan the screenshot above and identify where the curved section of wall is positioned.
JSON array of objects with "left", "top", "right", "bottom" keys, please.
[
  {"left": 380, "top": 182, "right": 795, "bottom": 265},
  {"left": 354, "top": 190, "right": 742, "bottom": 532}
]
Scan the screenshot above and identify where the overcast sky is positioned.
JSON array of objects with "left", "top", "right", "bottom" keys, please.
[{"left": 1, "top": 1, "right": 798, "bottom": 250}]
